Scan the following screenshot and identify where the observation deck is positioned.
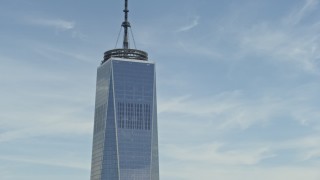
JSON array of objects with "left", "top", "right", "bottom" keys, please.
[{"left": 101, "top": 48, "right": 148, "bottom": 65}]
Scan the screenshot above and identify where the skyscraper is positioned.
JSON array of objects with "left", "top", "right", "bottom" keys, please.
[{"left": 90, "top": 1, "right": 159, "bottom": 180}]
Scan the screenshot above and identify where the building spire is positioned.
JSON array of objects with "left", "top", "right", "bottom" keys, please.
[
  {"left": 102, "top": 0, "right": 149, "bottom": 64},
  {"left": 122, "top": 0, "right": 130, "bottom": 49}
]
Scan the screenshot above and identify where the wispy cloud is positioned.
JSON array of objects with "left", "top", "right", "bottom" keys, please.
[
  {"left": 0, "top": 54, "right": 95, "bottom": 142},
  {"left": 284, "top": 0, "right": 319, "bottom": 25},
  {"left": 223, "top": 0, "right": 320, "bottom": 74},
  {"left": 159, "top": 82, "right": 320, "bottom": 131},
  {"left": 0, "top": 120, "right": 92, "bottom": 143},
  {"left": 161, "top": 165, "right": 320, "bottom": 180},
  {"left": 163, "top": 143, "right": 274, "bottom": 166},
  {"left": 176, "top": 16, "right": 200, "bottom": 32},
  {"left": 0, "top": 155, "right": 89, "bottom": 170},
  {"left": 240, "top": 21, "right": 320, "bottom": 73},
  {"left": 26, "top": 17, "right": 75, "bottom": 30},
  {"left": 268, "top": 135, "right": 320, "bottom": 161},
  {"left": 32, "top": 44, "right": 94, "bottom": 63},
  {"left": 175, "top": 40, "right": 222, "bottom": 59},
  {"left": 160, "top": 134, "right": 320, "bottom": 180}
]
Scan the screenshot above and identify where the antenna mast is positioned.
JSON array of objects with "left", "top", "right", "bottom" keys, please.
[
  {"left": 102, "top": 0, "right": 149, "bottom": 64},
  {"left": 122, "top": 0, "right": 130, "bottom": 49}
]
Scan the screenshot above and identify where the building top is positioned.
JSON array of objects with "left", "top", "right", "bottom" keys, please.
[{"left": 101, "top": 0, "right": 148, "bottom": 65}]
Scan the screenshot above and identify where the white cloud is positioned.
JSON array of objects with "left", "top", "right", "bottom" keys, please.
[
  {"left": 284, "top": 0, "right": 319, "bottom": 26},
  {"left": 239, "top": 22, "right": 320, "bottom": 73},
  {"left": 0, "top": 120, "right": 92, "bottom": 143},
  {"left": 268, "top": 135, "right": 320, "bottom": 161},
  {"left": 159, "top": 91, "right": 279, "bottom": 130},
  {"left": 162, "top": 143, "right": 274, "bottom": 166},
  {"left": 161, "top": 165, "right": 320, "bottom": 180},
  {"left": 176, "top": 16, "right": 199, "bottom": 32},
  {"left": 159, "top": 81, "right": 320, "bottom": 131},
  {"left": 159, "top": 133, "right": 320, "bottom": 180},
  {"left": 26, "top": 17, "right": 75, "bottom": 30},
  {"left": 231, "top": 0, "right": 320, "bottom": 74},
  {"left": 0, "top": 155, "right": 89, "bottom": 170},
  {"left": 0, "top": 54, "right": 95, "bottom": 142},
  {"left": 175, "top": 40, "right": 222, "bottom": 59},
  {"left": 0, "top": 83, "right": 94, "bottom": 142},
  {"left": 22, "top": 16, "right": 88, "bottom": 40},
  {"left": 158, "top": 91, "right": 242, "bottom": 117},
  {"left": 32, "top": 44, "right": 94, "bottom": 63}
]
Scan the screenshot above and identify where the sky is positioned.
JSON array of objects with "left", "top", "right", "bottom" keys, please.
[{"left": 0, "top": 0, "right": 320, "bottom": 179}]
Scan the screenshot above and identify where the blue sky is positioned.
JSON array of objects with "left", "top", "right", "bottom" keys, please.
[{"left": 1, "top": 0, "right": 320, "bottom": 179}]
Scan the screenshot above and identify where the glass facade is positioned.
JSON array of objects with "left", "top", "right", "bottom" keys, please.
[{"left": 90, "top": 58, "right": 159, "bottom": 180}]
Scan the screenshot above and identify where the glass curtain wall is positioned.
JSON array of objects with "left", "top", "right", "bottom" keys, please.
[{"left": 90, "top": 58, "right": 159, "bottom": 180}]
